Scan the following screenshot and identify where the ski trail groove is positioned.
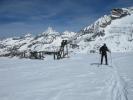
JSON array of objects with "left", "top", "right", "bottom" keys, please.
[{"left": 107, "top": 63, "right": 128, "bottom": 100}]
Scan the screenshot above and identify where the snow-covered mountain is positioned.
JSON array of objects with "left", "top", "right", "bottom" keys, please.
[
  {"left": 0, "top": 27, "right": 76, "bottom": 56},
  {"left": 74, "top": 7, "right": 133, "bottom": 53},
  {"left": 0, "top": 7, "right": 133, "bottom": 57}
]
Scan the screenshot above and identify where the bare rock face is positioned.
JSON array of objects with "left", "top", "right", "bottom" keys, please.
[{"left": 111, "top": 8, "right": 129, "bottom": 19}]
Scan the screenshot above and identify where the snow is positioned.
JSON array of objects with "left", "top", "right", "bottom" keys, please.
[
  {"left": 0, "top": 53, "right": 133, "bottom": 100},
  {"left": 103, "top": 14, "right": 133, "bottom": 52},
  {"left": 62, "top": 31, "right": 76, "bottom": 38}
]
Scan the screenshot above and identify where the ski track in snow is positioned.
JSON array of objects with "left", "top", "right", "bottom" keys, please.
[
  {"left": 105, "top": 63, "right": 128, "bottom": 100},
  {"left": 0, "top": 53, "right": 133, "bottom": 100}
]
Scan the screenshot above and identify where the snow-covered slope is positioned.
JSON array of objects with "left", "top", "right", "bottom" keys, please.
[
  {"left": 74, "top": 7, "right": 133, "bottom": 53},
  {"left": 0, "top": 53, "right": 132, "bottom": 100}
]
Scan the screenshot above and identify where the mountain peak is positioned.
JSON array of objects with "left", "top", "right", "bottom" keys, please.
[
  {"left": 42, "top": 27, "right": 60, "bottom": 35},
  {"left": 24, "top": 33, "right": 32, "bottom": 38},
  {"left": 46, "top": 27, "right": 54, "bottom": 33}
]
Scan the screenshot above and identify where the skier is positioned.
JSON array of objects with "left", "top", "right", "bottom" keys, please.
[{"left": 99, "top": 43, "right": 111, "bottom": 65}]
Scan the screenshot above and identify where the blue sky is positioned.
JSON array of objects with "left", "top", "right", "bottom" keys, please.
[{"left": 0, "top": 0, "right": 133, "bottom": 38}]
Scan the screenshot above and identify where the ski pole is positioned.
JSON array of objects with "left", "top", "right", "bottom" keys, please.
[
  {"left": 98, "top": 53, "right": 101, "bottom": 67},
  {"left": 110, "top": 52, "right": 113, "bottom": 66}
]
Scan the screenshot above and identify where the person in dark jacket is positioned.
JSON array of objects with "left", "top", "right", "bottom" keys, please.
[{"left": 99, "top": 43, "right": 110, "bottom": 65}]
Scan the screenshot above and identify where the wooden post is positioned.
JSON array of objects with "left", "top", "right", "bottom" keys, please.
[{"left": 66, "top": 43, "right": 68, "bottom": 56}]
